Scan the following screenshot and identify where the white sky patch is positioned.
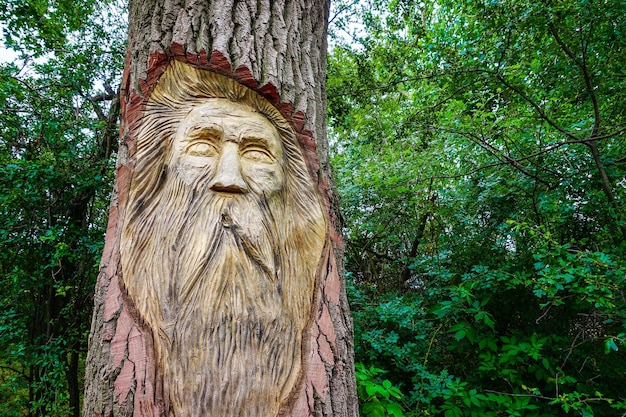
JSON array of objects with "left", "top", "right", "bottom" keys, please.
[
  {"left": 0, "top": 45, "right": 19, "bottom": 64},
  {"left": 328, "top": 1, "right": 367, "bottom": 50},
  {"left": 0, "top": 22, "right": 22, "bottom": 65}
]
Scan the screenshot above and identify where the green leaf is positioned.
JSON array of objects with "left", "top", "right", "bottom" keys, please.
[
  {"left": 606, "top": 338, "right": 619, "bottom": 354},
  {"left": 386, "top": 402, "right": 404, "bottom": 417}
]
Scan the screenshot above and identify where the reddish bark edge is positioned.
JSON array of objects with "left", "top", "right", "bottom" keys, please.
[{"left": 92, "top": 46, "right": 345, "bottom": 415}]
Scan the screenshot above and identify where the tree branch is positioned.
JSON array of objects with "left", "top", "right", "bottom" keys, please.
[
  {"left": 88, "top": 92, "right": 117, "bottom": 102},
  {"left": 544, "top": 22, "right": 625, "bottom": 239},
  {"left": 0, "top": 365, "right": 28, "bottom": 378},
  {"left": 484, "top": 389, "right": 610, "bottom": 405},
  {"left": 433, "top": 126, "right": 555, "bottom": 188},
  {"left": 400, "top": 179, "right": 435, "bottom": 286},
  {"left": 495, "top": 74, "right": 581, "bottom": 142},
  {"left": 547, "top": 22, "right": 601, "bottom": 138}
]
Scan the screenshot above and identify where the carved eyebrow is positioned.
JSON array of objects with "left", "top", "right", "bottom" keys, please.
[
  {"left": 240, "top": 135, "right": 272, "bottom": 146},
  {"left": 184, "top": 126, "right": 222, "bottom": 141}
]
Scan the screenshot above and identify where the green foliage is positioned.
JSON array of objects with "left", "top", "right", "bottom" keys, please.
[
  {"left": 356, "top": 363, "right": 406, "bottom": 417},
  {"left": 0, "top": 0, "right": 125, "bottom": 415},
  {"left": 330, "top": 0, "right": 626, "bottom": 415}
]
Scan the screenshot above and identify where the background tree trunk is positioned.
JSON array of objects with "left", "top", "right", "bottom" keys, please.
[{"left": 82, "top": 1, "right": 357, "bottom": 416}]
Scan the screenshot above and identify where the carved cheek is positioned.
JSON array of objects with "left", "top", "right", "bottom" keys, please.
[
  {"left": 175, "top": 154, "right": 218, "bottom": 184},
  {"left": 240, "top": 160, "right": 284, "bottom": 195}
]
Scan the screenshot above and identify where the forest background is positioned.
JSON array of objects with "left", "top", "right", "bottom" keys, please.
[{"left": 0, "top": 0, "right": 625, "bottom": 416}]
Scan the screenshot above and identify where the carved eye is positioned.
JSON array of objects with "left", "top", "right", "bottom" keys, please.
[
  {"left": 242, "top": 147, "right": 273, "bottom": 164},
  {"left": 186, "top": 141, "right": 218, "bottom": 157}
]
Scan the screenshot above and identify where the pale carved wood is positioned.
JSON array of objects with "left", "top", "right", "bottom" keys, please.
[
  {"left": 83, "top": 1, "right": 356, "bottom": 416},
  {"left": 121, "top": 63, "right": 328, "bottom": 416}
]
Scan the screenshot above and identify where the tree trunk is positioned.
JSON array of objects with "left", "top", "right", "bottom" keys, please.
[
  {"left": 82, "top": 1, "right": 357, "bottom": 416},
  {"left": 67, "top": 350, "right": 80, "bottom": 417}
]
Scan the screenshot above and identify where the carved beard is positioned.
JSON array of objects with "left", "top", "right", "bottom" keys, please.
[{"left": 122, "top": 168, "right": 305, "bottom": 417}]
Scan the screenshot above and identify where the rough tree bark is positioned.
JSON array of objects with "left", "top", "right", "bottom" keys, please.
[{"left": 82, "top": 1, "right": 357, "bottom": 416}]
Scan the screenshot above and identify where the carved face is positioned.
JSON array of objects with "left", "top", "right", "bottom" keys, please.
[
  {"left": 120, "top": 61, "right": 326, "bottom": 417},
  {"left": 171, "top": 99, "right": 285, "bottom": 195}
]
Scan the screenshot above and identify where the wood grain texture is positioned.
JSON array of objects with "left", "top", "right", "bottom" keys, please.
[{"left": 83, "top": 1, "right": 356, "bottom": 416}]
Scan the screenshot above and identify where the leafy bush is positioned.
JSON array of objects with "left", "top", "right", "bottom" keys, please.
[{"left": 355, "top": 363, "right": 406, "bottom": 417}]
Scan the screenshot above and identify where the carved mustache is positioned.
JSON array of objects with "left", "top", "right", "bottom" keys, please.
[
  {"left": 176, "top": 192, "right": 282, "bottom": 304},
  {"left": 220, "top": 209, "right": 274, "bottom": 280}
]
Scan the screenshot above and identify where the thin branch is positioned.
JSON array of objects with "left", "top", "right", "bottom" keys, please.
[
  {"left": 401, "top": 179, "right": 435, "bottom": 286},
  {"left": 328, "top": 0, "right": 360, "bottom": 25},
  {"left": 535, "top": 303, "right": 553, "bottom": 324},
  {"left": 584, "top": 140, "right": 626, "bottom": 241},
  {"left": 0, "top": 365, "right": 27, "bottom": 378},
  {"left": 547, "top": 22, "right": 601, "bottom": 138},
  {"left": 484, "top": 389, "right": 609, "bottom": 404},
  {"left": 495, "top": 74, "right": 580, "bottom": 142},
  {"left": 88, "top": 100, "right": 107, "bottom": 122},
  {"left": 426, "top": 127, "right": 620, "bottom": 182},
  {"left": 561, "top": 331, "right": 582, "bottom": 369},
  {"left": 102, "top": 93, "right": 121, "bottom": 161},
  {"left": 88, "top": 92, "right": 117, "bottom": 103},
  {"left": 484, "top": 389, "right": 553, "bottom": 401},
  {"left": 104, "top": 82, "right": 115, "bottom": 96},
  {"left": 545, "top": 22, "right": 623, "bottom": 239},
  {"left": 8, "top": 76, "right": 75, "bottom": 111},
  {"left": 424, "top": 80, "right": 480, "bottom": 111},
  {"left": 328, "top": 68, "right": 490, "bottom": 97},
  {"left": 433, "top": 126, "right": 554, "bottom": 187},
  {"left": 420, "top": 323, "right": 444, "bottom": 397}
]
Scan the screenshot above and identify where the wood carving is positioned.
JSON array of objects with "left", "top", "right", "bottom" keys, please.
[{"left": 120, "top": 60, "right": 326, "bottom": 416}]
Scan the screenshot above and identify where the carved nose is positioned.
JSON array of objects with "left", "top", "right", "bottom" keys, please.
[{"left": 210, "top": 143, "right": 248, "bottom": 194}]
